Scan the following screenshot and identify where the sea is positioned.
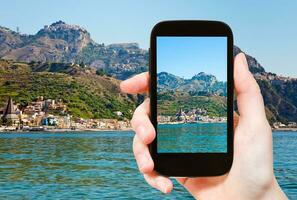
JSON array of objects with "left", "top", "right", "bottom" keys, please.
[
  {"left": 157, "top": 123, "right": 227, "bottom": 153},
  {"left": 0, "top": 130, "right": 296, "bottom": 199}
]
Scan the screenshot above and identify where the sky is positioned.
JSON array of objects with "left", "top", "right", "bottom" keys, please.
[
  {"left": 0, "top": 0, "right": 296, "bottom": 77},
  {"left": 157, "top": 37, "right": 227, "bottom": 81}
]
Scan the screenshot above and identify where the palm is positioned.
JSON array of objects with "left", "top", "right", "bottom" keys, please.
[
  {"left": 176, "top": 115, "right": 273, "bottom": 199},
  {"left": 120, "top": 53, "right": 287, "bottom": 199}
]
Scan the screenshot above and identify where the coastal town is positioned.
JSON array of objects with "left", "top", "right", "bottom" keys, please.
[
  {"left": 158, "top": 108, "right": 227, "bottom": 124},
  {"left": 0, "top": 96, "right": 131, "bottom": 132},
  {"left": 0, "top": 96, "right": 296, "bottom": 132},
  {"left": 158, "top": 107, "right": 297, "bottom": 131}
]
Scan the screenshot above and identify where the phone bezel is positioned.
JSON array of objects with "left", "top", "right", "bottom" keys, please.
[{"left": 149, "top": 20, "right": 234, "bottom": 177}]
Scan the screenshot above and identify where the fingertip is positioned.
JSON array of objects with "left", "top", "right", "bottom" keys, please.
[
  {"left": 235, "top": 52, "right": 248, "bottom": 66},
  {"left": 234, "top": 53, "right": 249, "bottom": 75},
  {"left": 164, "top": 181, "right": 174, "bottom": 194},
  {"left": 158, "top": 178, "right": 173, "bottom": 194},
  {"left": 234, "top": 52, "right": 259, "bottom": 94},
  {"left": 120, "top": 72, "right": 149, "bottom": 94},
  {"left": 143, "top": 172, "right": 173, "bottom": 194}
]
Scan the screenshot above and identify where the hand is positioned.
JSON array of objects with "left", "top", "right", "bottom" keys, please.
[{"left": 120, "top": 53, "right": 288, "bottom": 200}]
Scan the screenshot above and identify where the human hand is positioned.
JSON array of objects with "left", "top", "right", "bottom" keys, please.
[{"left": 120, "top": 53, "right": 288, "bottom": 200}]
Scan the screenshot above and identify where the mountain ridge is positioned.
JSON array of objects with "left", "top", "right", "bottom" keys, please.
[
  {"left": 157, "top": 71, "right": 226, "bottom": 96},
  {"left": 0, "top": 21, "right": 148, "bottom": 80},
  {"left": 0, "top": 21, "right": 296, "bottom": 123}
]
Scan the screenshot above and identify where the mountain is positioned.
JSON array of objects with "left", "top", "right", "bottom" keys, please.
[
  {"left": 0, "top": 59, "right": 139, "bottom": 119},
  {"left": 0, "top": 21, "right": 148, "bottom": 80},
  {"left": 157, "top": 72, "right": 185, "bottom": 91},
  {"left": 234, "top": 46, "right": 297, "bottom": 123},
  {"left": 254, "top": 73, "right": 297, "bottom": 123},
  {"left": 157, "top": 72, "right": 226, "bottom": 96},
  {"left": 0, "top": 21, "right": 93, "bottom": 63},
  {"left": 0, "top": 26, "right": 29, "bottom": 56},
  {"left": 233, "top": 46, "right": 265, "bottom": 73},
  {"left": 77, "top": 42, "right": 148, "bottom": 80},
  {"left": 0, "top": 21, "right": 296, "bottom": 123},
  {"left": 157, "top": 72, "right": 227, "bottom": 117}
]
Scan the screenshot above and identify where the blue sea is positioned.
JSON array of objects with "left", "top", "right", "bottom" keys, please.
[
  {"left": 0, "top": 131, "right": 296, "bottom": 199},
  {"left": 158, "top": 123, "right": 227, "bottom": 153}
]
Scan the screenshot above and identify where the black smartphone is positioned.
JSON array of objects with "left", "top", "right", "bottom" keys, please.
[{"left": 149, "top": 20, "right": 234, "bottom": 177}]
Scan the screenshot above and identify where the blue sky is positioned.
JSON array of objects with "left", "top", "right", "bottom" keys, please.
[
  {"left": 1, "top": 0, "right": 296, "bottom": 77},
  {"left": 157, "top": 37, "right": 227, "bottom": 81}
]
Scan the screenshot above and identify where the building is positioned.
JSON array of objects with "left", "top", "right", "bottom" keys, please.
[
  {"left": 1, "top": 97, "right": 19, "bottom": 125},
  {"left": 176, "top": 108, "right": 186, "bottom": 122}
]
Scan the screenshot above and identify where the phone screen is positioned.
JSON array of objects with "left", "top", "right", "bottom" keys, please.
[{"left": 157, "top": 36, "right": 228, "bottom": 153}]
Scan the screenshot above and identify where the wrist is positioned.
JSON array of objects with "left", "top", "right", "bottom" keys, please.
[{"left": 260, "top": 177, "right": 288, "bottom": 200}]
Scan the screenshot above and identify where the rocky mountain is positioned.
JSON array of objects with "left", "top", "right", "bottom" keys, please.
[
  {"left": 77, "top": 42, "right": 148, "bottom": 80},
  {"left": 254, "top": 73, "right": 297, "bottom": 123},
  {"left": 234, "top": 46, "right": 297, "bottom": 123},
  {"left": 1, "top": 21, "right": 93, "bottom": 63},
  {"left": 233, "top": 46, "right": 265, "bottom": 73},
  {"left": 0, "top": 21, "right": 296, "bottom": 123},
  {"left": 157, "top": 72, "right": 227, "bottom": 117},
  {"left": 157, "top": 72, "right": 226, "bottom": 96},
  {"left": 157, "top": 72, "right": 185, "bottom": 91},
  {"left": 0, "top": 21, "right": 148, "bottom": 80}
]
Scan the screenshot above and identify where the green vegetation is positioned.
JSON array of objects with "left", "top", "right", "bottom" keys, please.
[
  {"left": 157, "top": 91, "right": 227, "bottom": 117},
  {"left": 0, "top": 60, "right": 136, "bottom": 119},
  {"left": 96, "top": 68, "right": 109, "bottom": 76}
]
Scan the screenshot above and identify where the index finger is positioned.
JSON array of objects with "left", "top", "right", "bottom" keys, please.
[{"left": 120, "top": 72, "right": 149, "bottom": 94}]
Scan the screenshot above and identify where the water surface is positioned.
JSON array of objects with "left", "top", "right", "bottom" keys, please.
[
  {"left": 0, "top": 131, "right": 295, "bottom": 199},
  {"left": 158, "top": 123, "right": 227, "bottom": 153}
]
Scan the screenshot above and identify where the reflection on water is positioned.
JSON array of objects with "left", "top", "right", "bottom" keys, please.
[
  {"left": 158, "top": 123, "right": 227, "bottom": 153},
  {"left": 0, "top": 131, "right": 296, "bottom": 199}
]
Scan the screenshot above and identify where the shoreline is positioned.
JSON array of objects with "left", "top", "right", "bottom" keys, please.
[
  {"left": 0, "top": 126, "right": 296, "bottom": 133},
  {"left": 0, "top": 127, "right": 133, "bottom": 133},
  {"left": 272, "top": 127, "right": 297, "bottom": 132},
  {"left": 158, "top": 121, "right": 227, "bottom": 125}
]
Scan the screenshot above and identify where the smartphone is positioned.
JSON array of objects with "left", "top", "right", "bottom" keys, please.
[{"left": 149, "top": 21, "right": 234, "bottom": 177}]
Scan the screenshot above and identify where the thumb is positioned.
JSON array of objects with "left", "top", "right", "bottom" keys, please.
[{"left": 234, "top": 53, "right": 266, "bottom": 122}]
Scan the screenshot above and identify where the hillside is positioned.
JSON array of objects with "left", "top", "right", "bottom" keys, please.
[
  {"left": 0, "top": 21, "right": 296, "bottom": 123},
  {"left": 0, "top": 59, "right": 138, "bottom": 119},
  {"left": 234, "top": 47, "right": 297, "bottom": 123},
  {"left": 158, "top": 91, "right": 226, "bottom": 117},
  {"left": 157, "top": 72, "right": 227, "bottom": 117},
  {"left": 255, "top": 73, "right": 297, "bottom": 123}
]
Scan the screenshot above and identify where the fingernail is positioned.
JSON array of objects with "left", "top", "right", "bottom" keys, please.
[
  {"left": 162, "top": 185, "right": 170, "bottom": 194},
  {"left": 157, "top": 180, "right": 170, "bottom": 194},
  {"left": 162, "top": 186, "right": 170, "bottom": 194},
  {"left": 239, "top": 53, "right": 249, "bottom": 70}
]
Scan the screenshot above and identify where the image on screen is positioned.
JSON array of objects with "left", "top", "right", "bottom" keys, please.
[{"left": 157, "top": 36, "right": 227, "bottom": 153}]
